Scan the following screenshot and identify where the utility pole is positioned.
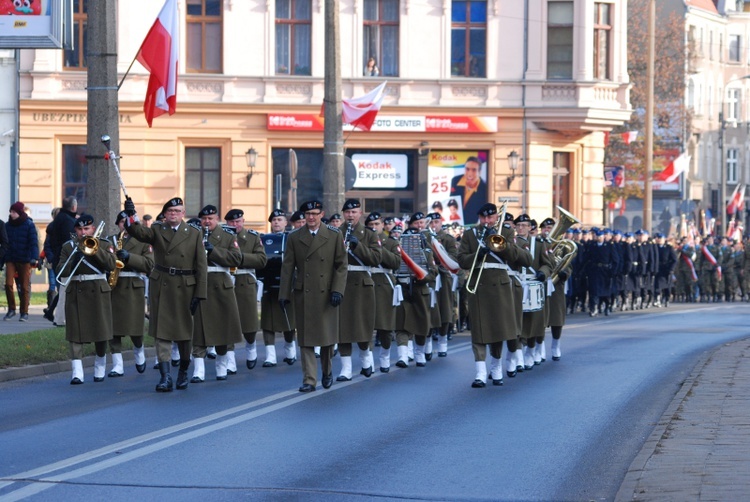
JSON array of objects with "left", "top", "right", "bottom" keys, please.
[
  {"left": 86, "top": 0, "right": 120, "bottom": 228},
  {"left": 643, "top": 0, "right": 655, "bottom": 233},
  {"left": 322, "top": 0, "right": 344, "bottom": 214},
  {"left": 720, "top": 111, "right": 726, "bottom": 235}
]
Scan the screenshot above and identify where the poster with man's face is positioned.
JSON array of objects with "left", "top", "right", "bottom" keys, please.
[{"left": 427, "top": 151, "right": 488, "bottom": 226}]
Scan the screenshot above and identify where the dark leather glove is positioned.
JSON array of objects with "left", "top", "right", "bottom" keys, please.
[
  {"left": 558, "top": 270, "right": 569, "bottom": 282},
  {"left": 204, "top": 240, "right": 214, "bottom": 255},
  {"left": 330, "top": 291, "right": 343, "bottom": 307},
  {"left": 124, "top": 197, "right": 136, "bottom": 216},
  {"left": 278, "top": 298, "right": 290, "bottom": 310},
  {"left": 347, "top": 235, "right": 359, "bottom": 250},
  {"left": 477, "top": 246, "right": 490, "bottom": 258},
  {"left": 116, "top": 249, "right": 130, "bottom": 264},
  {"left": 189, "top": 297, "right": 201, "bottom": 315},
  {"left": 535, "top": 271, "right": 546, "bottom": 282}
]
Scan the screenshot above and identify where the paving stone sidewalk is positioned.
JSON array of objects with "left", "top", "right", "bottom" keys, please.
[{"left": 616, "top": 336, "right": 750, "bottom": 501}]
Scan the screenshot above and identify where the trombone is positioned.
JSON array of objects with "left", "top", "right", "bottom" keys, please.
[
  {"left": 466, "top": 202, "right": 507, "bottom": 294},
  {"left": 57, "top": 221, "right": 106, "bottom": 287}
]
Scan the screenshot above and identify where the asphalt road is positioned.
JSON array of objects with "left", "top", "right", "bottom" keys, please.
[{"left": 0, "top": 303, "right": 747, "bottom": 501}]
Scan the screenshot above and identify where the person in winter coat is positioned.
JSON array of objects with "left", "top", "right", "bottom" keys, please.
[{"left": 3, "top": 202, "right": 39, "bottom": 322}]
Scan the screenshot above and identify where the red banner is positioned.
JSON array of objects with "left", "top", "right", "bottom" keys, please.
[
  {"left": 267, "top": 114, "right": 324, "bottom": 131},
  {"left": 424, "top": 116, "right": 498, "bottom": 133}
]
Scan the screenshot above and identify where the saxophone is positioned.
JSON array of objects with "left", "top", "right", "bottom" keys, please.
[{"left": 108, "top": 231, "right": 125, "bottom": 288}]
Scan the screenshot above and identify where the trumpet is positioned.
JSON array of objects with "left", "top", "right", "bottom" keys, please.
[
  {"left": 465, "top": 203, "right": 507, "bottom": 295},
  {"left": 57, "top": 221, "right": 106, "bottom": 287},
  {"left": 108, "top": 231, "right": 126, "bottom": 288}
]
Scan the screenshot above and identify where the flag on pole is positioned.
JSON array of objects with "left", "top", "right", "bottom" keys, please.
[
  {"left": 654, "top": 153, "right": 690, "bottom": 183},
  {"left": 621, "top": 131, "right": 638, "bottom": 145},
  {"left": 137, "top": 0, "right": 179, "bottom": 127},
  {"left": 340, "top": 81, "right": 387, "bottom": 131},
  {"left": 726, "top": 184, "right": 745, "bottom": 215}
]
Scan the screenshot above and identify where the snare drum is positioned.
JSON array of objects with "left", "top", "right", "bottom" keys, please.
[{"left": 522, "top": 280, "right": 545, "bottom": 312}]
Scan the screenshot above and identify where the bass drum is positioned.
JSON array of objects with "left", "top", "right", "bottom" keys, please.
[{"left": 258, "top": 232, "right": 286, "bottom": 289}]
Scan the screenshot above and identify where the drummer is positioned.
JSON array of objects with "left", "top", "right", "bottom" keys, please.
[{"left": 250, "top": 209, "right": 297, "bottom": 368}]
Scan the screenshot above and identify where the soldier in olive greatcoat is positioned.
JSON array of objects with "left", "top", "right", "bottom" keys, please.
[
  {"left": 426, "top": 212, "right": 459, "bottom": 357},
  {"left": 540, "top": 217, "right": 571, "bottom": 361},
  {"left": 365, "top": 212, "right": 401, "bottom": 372},
  {"left": 224, "top": 209, "right": 268, "bottom": 373},
  {"left": 336, "top": 199, "right": 382, "bottom": 381},
  {"left": 107, "top": 211, "right": 154, "bottom": 377},
  {"left": 279, "top": 200, "right": 348, "bottom": 392},
  {"left": 189, "top": 205, "right": 243, "bottom": 383},
  {"left": 125, "top": 197, "right": 208, "bottom": 392},
  {"left": 514, "top": 214, "right": 554, "bottom": 368},
  {"left": 458, "top": 203, "right": 531, "bottom": 387},
  {"left": 56, "top": 214, "right": 117, "bottom": 384}
]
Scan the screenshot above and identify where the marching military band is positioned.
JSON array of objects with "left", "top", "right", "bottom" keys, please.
[{"left": 54, "top": 194, "right": 750, "bottom": 391}]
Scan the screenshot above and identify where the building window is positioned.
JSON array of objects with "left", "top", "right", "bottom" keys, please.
[
  {"left": 552, "top": 151, "right": 571, "bottom": 212},
  {"left": 185, "top": 147, "right": 221, "bottom": 217},
  {"left": 726, "top": 88, "right": 740, "bottom": 121},
  {"left": 186, "top": 0, "right": 223, "bottom": 73},
  {"left": 363, "top": 0, "right": 399, "bottom": 77},
  {"left": 547, "top": 1, "right": 574, "bottom": 79},
  {"left": 63, "top": 144, "right": 88, "bottom": 213},
  {"left": 727, "top": 148, "right": 738, "bottom": 184},
  {"left": 593, "top": 3, "right": 611, "bottom": 80},
  {"left": 63, "top": 0, "right": 88, "bottom": 70},
  {"left": 729, "top": 34, "right": 741, "bottom": 62},
  {"left": 276, "top": 0, "right": 312, "bottom": 75},
  {"left": 451, "top": 0, "right": 486, "bottom": 78}
]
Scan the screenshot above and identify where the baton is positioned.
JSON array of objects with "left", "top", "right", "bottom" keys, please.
[
  {"left": 280, "top": 302, "right": 292, "bottom": 331},
  {"left": 101, "top": 134, "right": 130, "bottom": 200}
]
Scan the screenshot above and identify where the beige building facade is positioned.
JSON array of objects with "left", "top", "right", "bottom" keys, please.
[{"left": 17, "top": 0, "right": 630, "bottom": 230}]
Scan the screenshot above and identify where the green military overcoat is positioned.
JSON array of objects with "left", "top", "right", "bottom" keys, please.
[
  {"left": 233, "top": 228, "right": 267, "bottom": 334},
  {"left": 128, "top": 221, "right": 208, "bottom": 342},
  {"left": 108, "top": 233, "right": 154, "bottom": 338},
  {"left": 280, "top": 224, "right": 348, "bottom": 347}
]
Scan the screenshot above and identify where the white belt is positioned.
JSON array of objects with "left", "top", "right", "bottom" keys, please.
[
  {"left": 347, "top": 265, "right": 371, "bottom": 272},
  {"left": 69, "top": 274, "right": 106, "bottom": 282},
  {"left": 482, "top": 263, "right": 509, "bottom": 270},
  {"left": 118, "top": 271, "right": 144, "bottom": 279},
  {"left": 207, "top": 266, "right": 230, "bottom": 274},
  {"left": 234, "top": 269, "right": 256, "bottom": 276}
]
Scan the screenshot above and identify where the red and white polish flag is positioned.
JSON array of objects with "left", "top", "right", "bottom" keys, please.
[
  {"left": 621, "top": 131, "right": 638, "bottom": 145},
  {"left": 137, "top": 0, "right": 179, "bottom": 127},
  {"left": 341, "top": 81, "right": 387, "bottom": 131}
]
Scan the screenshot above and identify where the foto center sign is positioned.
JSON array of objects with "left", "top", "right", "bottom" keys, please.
[{"left": 351, "top": 154, "right": 408, "bottom": 189}]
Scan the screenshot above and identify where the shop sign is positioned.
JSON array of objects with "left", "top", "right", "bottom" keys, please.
[
  {"left": 351, "top": 153, "right": 408, "bottom": 189},
  {"left": 268, "top": 114, "right": 497, "bottom": 133}
]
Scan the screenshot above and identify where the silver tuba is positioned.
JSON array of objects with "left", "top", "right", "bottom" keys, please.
[{"left": 547, "top": 206, "right": 579, "bottom": 285}]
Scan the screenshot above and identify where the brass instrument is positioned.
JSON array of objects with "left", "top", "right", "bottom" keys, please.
[
  {"left": 108, "top": 231, "right": 126, "bottom": 287},
  {"left": 465, "top": 203, "right": 508, "bottom": 295},
  {"left": 57, "top": 221, "right": 106, "bottom": 287},
  {"left": 547, "top": 206, "right": 580, "bottom": 285}
]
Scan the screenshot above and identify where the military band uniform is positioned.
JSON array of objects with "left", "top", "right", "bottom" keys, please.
[
  {"left": 257, "top": 231, "right": 297, "bottom": 367},
  {"left": 126, "top": 198, "right": 208, "bottom": 392},
  {"left": 548, "top": 264, "right": 571, "bottom": 361},
  {"left": 191, "top": 219, "right": 243, "bottom": 382},
  {"left": 279, "top": 207, "right": 348, "bottom": 391},
  {"left": 428, "top": 223, "right": 459, "bottom": 356},
  {"left": 107, "top": 216, "right": 154, "bottom": 377},
  {"left": 229, "top": 222, "right": 268, "bottom": 369},
  {"left": 338, "top": 218, "right": 382, "bottom": 380},
  {"left": 517, "top": 234, "right": 554, "bottom": 366},
  {"left": 55, "top": 215, "right": 117, "bottom": 384},
  {"left": 372, "top": 231, "right": 401, "bottom": 372},
  {"left": 458, "top": 216, "right": 530, "bottom": 386},
  {"left": 394, "top": 228, "right": 437, "bottom": 368}
]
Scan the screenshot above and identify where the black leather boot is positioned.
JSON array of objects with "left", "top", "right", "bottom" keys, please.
[
  {"left": 155, "top": 362, "right": 173, "bottom": 392},
  {"left": 176, "top": 359, "right": 190, "bottom": 390}
]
